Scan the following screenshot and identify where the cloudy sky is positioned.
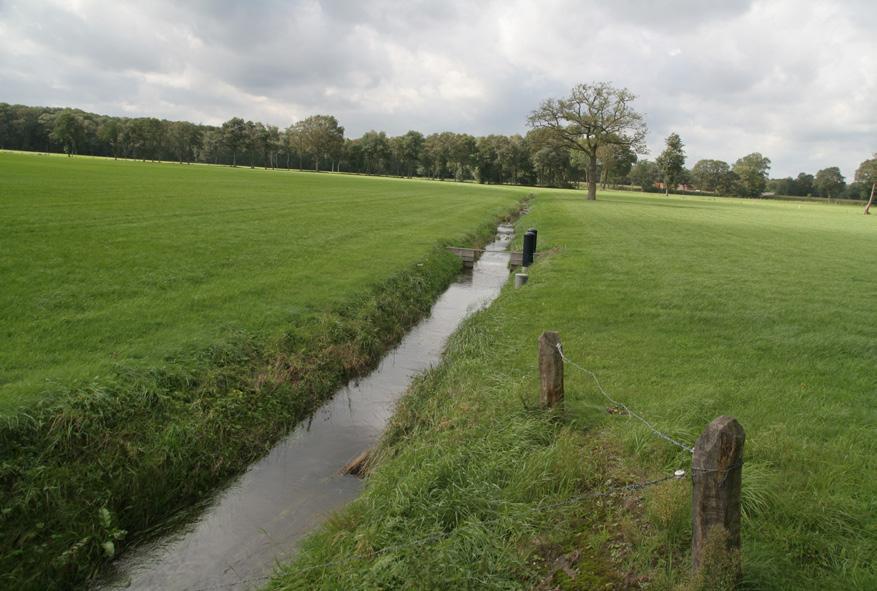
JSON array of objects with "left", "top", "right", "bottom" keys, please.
[{"left": 1, "top": 0, "right": 874, "bottom": 177}]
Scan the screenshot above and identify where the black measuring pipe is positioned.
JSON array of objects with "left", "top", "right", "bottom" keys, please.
[
  {"left": 527, "top": 228, "right": 538, "bottom": 251},
  {"left": 523, "top": 230, "right": 536, "bottom": 267}
]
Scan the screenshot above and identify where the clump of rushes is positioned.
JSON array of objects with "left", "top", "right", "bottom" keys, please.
[{"left": 0, "top": 212, "right": 513, "bottom": 591}]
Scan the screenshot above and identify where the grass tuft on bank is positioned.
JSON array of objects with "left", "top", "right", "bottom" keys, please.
[{"left": 271, "top": 190, "right": 876, "bottom": 590}]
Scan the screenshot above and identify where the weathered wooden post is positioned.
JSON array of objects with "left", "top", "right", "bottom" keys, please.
[
  {"left": 538, "top": 331, "right": 563, "bottom": 408},
  {"left": 692, "top": 416, "right": 745, "bottom": 574}
]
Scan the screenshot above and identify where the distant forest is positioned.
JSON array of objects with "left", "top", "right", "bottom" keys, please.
[{"left": 0, "top": 102, "right": 871, "bottom": 200}]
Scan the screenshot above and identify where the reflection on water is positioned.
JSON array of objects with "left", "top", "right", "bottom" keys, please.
[{"left": 98, "top": 227, "right": 513, "bottom": 591}]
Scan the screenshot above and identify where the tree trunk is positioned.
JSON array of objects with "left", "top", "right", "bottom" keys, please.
[
  {"left": 865, "top": 182, "right": 875, "bottom": 215},
  {"left": 587, "top": 155, "right": 598, "bottom": 200}
]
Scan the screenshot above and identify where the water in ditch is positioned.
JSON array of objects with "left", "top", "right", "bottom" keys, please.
[{"left": 97, "top": 225, "right": 514, "bottom": 591}]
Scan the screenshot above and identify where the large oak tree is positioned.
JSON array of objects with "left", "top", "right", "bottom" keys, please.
[{"left": 527, "top": 82, "right": 647, "bottom": 200}]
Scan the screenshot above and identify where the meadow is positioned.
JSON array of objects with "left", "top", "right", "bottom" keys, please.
[
  {"left": 273, "top": 190, "right": 876, "bottom": 590},
  {"left": 0, "top": 151, "right": 524, "bottom": 589},
  {"left": 0, "top": 151, "right": 519, "bottom": 412},
  {"left": 2, "top": 151, "right": 874, "bottom": 589}
]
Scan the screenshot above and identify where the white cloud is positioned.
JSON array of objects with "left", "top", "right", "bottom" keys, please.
[{"left": 0, "top": 0, "right": 874, "bottom": 177}]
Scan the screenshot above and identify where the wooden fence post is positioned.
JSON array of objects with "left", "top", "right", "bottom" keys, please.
[
  {"left": 692, "top": 416, "right": 745, "bottom": 574},
  {"left": 538, "top": 331, "right": 563, "bottom": 408}
]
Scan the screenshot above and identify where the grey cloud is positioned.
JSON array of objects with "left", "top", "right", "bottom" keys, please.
[
  {"left": 602, "top": 0, "right": 754, "bottom": 29},
  {"left": 0, "top": 0, "right": 875, "bottom": 177}
]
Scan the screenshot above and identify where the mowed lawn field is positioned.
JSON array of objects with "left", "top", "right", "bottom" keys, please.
[
  {"left": 0, "top": 151, "right": 521, "bottom": 413},
  {"left": 275, "top": 191, "right": 876, "bottom": 590}
]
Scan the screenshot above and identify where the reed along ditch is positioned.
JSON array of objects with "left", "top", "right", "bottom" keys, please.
[{"left": 97, "top": 224, "right": 515, "bottom": 591}]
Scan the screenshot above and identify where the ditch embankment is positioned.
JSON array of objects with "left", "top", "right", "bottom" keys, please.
[{"left": 97, "top": 223, "right": 515, "bottom": 591}]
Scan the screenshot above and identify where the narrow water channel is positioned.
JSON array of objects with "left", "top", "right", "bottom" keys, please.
[{"left": 98, "top": 225, "right": 514, "bottom": 591}]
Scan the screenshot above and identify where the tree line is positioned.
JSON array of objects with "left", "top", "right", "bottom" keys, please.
[
  {"left": 0, "top": 102, "right": 604, "bottom": 186},
  {"left": 1, "top": 99, "right": 874, "bottom": 203},
  {"left": 632, "top": 133, "right": 875, "bottom": 201}
]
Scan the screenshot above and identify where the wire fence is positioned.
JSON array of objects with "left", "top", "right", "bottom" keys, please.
[
  {"left": 555, "top": 342, "right": 696, "bottom": 454},
  {"left": 191, "top": 343, "right": 712, "bottom": 591}
]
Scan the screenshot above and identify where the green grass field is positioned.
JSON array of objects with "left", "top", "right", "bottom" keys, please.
[
  {"left": 274, "top": 190, "right": 876, "bottom": 590},
  {"left": 3, "top": 151, "right": 874, "bottom": 589},
  {"left": 0, "top": 151, "right": 520, "bottom": 412}
]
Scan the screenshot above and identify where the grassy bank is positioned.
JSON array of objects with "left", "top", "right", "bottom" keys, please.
[
  {"left": 0, "top": 151, "right": 527, "bottom": 589},
  {"left": 271, "top": 190, "right": 876, "bottom": 590}
]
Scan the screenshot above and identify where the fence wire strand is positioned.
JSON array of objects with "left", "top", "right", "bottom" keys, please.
[
  {"left": 555, "top": 343, "right": 695, "bottom": 454},
  {"left": 189, "top": 343, "right": 703, "bottom": 591}
]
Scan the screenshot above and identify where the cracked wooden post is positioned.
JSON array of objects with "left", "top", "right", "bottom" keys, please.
[
  {"left": 692, "top": 415, "right": 745, "bottom": 575},
  {"left": 538, "top": 331, "right": 563, "bottom": 408}
]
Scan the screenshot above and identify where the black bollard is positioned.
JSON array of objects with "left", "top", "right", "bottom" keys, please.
[
  {"left": 523, "top": 231, "right": 536, "bottom": 267},
  {"left": 527, "top": 228, "right": 538, "bottom": 251}
]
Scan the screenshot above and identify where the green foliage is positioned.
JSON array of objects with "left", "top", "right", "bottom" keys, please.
[
  {"left": 630, "top": 158, "right": 660, "bottom": 191},
  {"left": 854, "top": 155, "right": 877, "bottom": 207},
  {"left": 597, "top": 142, "right": 637, "bottom": 187},
  {"left": 814, "top": 166, "right": 846, "bottom": 198},
  {"left": 691, "top": 159, "right": 736, "bottom": 194},
  {"left": 732, "top": 152, "right": 771, "bottom": 197},
  {"left": 220, "top": 116, "right": 247, "bottom": 165},
  {"left": 656, "top": 132, "right": 686, "bottom": 194},
  {"left": 49, "top": 110, "right": 84, "bottom": 156},
  {"left": 295, "top": 114, "right": 345, "bottom": 171},
  {"left": 796, "top": 171, "right": 815, "bottom": 195},
  {"left": 854, "top": 154, "right": 877, "bottom": 185}
]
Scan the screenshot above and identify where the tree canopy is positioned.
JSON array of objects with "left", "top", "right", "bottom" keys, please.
[
  {"left": 733, "top": 153, "right": 771, "bottom": 197},
  {"left": 528, "top": 82, "right": 648, "bottom": 200},
  {"left": 691, "top": 159, "right": 736, "bottom": 194},
  {"left": 814, "top": 167, "right": 846, "bottom": 198},
  {"left": 855, "top": 154, "right": 877, "bottom": 214},
  {"left": 656, "top": 132, "right": 686, "bottom": 195}
]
